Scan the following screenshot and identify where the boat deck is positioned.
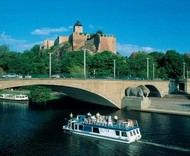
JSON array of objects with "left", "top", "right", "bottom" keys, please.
[{"left": 72, "top": 115, "right": 139, "bottom": 131}]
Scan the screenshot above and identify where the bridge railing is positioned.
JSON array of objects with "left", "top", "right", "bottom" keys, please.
[{"left": 0, "top": 74, "right": 169, "bottom": 81}]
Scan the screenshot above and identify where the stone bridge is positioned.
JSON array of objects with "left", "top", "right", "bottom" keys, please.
[{"left": 0, "top": 78, "right": 179, "bottom": 109}]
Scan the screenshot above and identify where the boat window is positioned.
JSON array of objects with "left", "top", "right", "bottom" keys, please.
[
  {"left": 79, "top": 125, "right": 83, "bottom": 130},
  {"left": 75, "top": 125, "right": 77, "bottom": 130},
  {"left": 122, "top": 131, "right": 127, "bottom": 137},
  {"left": 115, "top": 131, "right": 120, "bottom": 136},
  {"left": 93, "top": 127, "right": 99, "bottom": 133},
  {"left": 136, "top": 129, "right": 139, "bottom": 134},
  {"left": 130, "top": 131, "right": 133, "bottom": 136},
  {"left": 133, "top": 130, "right": 136, "bottom": 135},
  {"left": 83, "top": 126, "right": 92, "bottom": 132}
]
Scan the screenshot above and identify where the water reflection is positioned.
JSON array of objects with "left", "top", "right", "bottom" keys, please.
[{"left": 0, "top": 100, "right": 28, "bottom": 109}]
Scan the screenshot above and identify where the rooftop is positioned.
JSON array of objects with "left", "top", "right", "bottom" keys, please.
[{"left": 74, "top": 20, "right": 83, "bottom": 26}]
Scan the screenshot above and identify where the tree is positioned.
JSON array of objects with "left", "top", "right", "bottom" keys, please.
[
  {"left": 30, "top": 86, "right": 52, "bottom": 103},
  {"left": 149, "top": 51, "right": 165, "bottom": 79},
  {"left": 161, "top": 50, "right": 184, "bottom": 79},
  {"left": 0, "top": 45, "right": 9, "bottom": 57},
  {"left": 184, "top": 53, "right": 190, "bottom": 78},
  {"left": 0, "top": 51, "right": 19, "bottom": 73},
  {"left": 96, "top": 30, "right": 103, "bottom": 35},
  {"left": 30, "top": 45, "right": 41, "bottom": 55},
  {"left": 91, "top": 51, "right": 115, "bottom": 76},
  {"left": 127, "top": 53, "right": 149, "bottom": 79},
  {"left": 90, "top": 51, "right": 128, "bottom": 78},
  {"left": 0, "top": 67, "right": 4, "bottom": 74},
  {"left": 68, "top": 65, "right": 84, "bottom": 77},
  {"left": 61, "top": 50, "right": 92, "bottom": 74}
]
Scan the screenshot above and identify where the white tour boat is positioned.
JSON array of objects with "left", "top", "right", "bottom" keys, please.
[
  {"left": 63, "top": 112, "right": 141, "bottom": 144},
  {"left": 0, "top": 94, "right": 29, "bottom": 101}
]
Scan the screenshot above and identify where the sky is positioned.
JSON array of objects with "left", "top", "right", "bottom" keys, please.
[{"left": 0, "top": 0, "right": 190, "bottom": 56}]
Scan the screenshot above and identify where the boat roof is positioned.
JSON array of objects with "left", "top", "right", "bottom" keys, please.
[{"left": 70, "top": 114, "right": 139, "bottom": 131}]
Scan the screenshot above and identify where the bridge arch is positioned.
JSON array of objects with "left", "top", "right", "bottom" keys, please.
[
  {"left": 0, "top": 79, "right": 171, "bottom": 108},
  {"left": 123, "top": 84, "right": 162, "bottom": 98},
  {"left": 43, "top": 84, "right": 118, "bottom": 108},
  {"left": 0, "top": 82, "right": 118, "bottom": 108},
  {"left": 145, "top": 85, "right": 161, "bottom": 97}
]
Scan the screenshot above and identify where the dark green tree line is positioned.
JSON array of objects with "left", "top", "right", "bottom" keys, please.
[{"left": 0, "top": 44, "right": 189, "bottom": 79}]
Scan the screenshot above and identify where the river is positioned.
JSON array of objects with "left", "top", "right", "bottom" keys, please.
[{"left": 0, "top": 98, "right": 190, "bottom": 156}]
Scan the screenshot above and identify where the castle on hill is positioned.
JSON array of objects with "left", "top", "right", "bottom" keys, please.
[{"left": 41, "top": 21, "right": 116, "bottom": 53}]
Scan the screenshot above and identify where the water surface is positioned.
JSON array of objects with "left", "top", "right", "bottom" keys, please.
[{"left": 0, "top": 100, "right": 190, "bottom": 156}]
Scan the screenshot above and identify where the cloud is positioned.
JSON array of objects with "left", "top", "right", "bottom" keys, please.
[
  {"left": 0, "top": 32, "right": 25, "bottom": 44},
  {"left": 68, "top": 25, "right": 73, "bottom": 29},
  {"left": 0, "top": 32, "right": 38, "bottom": 52},
  {"left": 31, "top": 27, "right": 68, "bottom": 35},
  {"left": 116, "top": 43, "right": 160, "bottom": 56}
]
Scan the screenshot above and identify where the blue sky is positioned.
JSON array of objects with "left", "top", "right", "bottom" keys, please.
[{"left": 0, "top": 0, "right": 190, "bottom": 56}]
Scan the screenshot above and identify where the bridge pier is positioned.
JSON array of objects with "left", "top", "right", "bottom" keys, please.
[{"left": 121, "top": 96, "right": 151, "bottom": 110}]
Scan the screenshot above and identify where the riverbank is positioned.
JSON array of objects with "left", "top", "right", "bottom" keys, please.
[{"left": 140, "top": 95, "right": 190, "bottom": 116}]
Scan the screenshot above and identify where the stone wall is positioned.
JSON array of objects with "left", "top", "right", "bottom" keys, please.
[
  {"left": 97, "top": 35, "right": 116, "bottom": 53},
  {"left": 41, "top": 40, "right": 54, "bottom": 49},
  {"left": 121, "top": 97, "right": 151, "bottom": 110},
  {"left": 54, "top": 36, "right": 69, "bottom": 46},
  {"left": 71, "top": 32, "right": 87, "bottom": 50}
]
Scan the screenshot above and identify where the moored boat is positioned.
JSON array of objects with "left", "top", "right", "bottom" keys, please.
[
  {"left": 63, "top": 112, "right": 141, "bottom": 144},
  {"left": 0, "top": 94, "right": 29, "bottom": 101}
]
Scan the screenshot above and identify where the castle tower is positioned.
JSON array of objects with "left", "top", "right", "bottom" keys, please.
[
  {"left": 95, "top": 34, "right": 116, "bottom": 53},
  {"left": 73, "top": 20, "right": 83, "bottom": 33},
  {"left": 69, "top": 20, "right": 87, "bottom": 50}
]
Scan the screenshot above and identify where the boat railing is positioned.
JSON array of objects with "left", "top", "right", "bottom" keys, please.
[{"left": 81, "top": 117, "right": 138, "bottom": 130}]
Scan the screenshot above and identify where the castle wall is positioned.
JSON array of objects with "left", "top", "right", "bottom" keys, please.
[
  {"left": 72, "top": 32, "right": 87, "bottom": 50},
  {"left": 41, "top": 40, "right": 54, "bottom": 49},
  {"left": 54, "top": 36, "right": 69, "bottom": 46},
  {"left": 97, "top": 35, "right": 116, "bottom": 53}
]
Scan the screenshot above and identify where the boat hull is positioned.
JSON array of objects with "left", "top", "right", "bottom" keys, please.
[
  {"left": 63, "top": 113, "right": 142, "bottom": 144},
  {"left": 0, "top": 94, "right": 29, "bottom": 101},
  {"left": 0, "top": 98, "right": 28, "bottom": 101},
  {"left": 63, "top": 126, "right": 141, "bottom": 144}
]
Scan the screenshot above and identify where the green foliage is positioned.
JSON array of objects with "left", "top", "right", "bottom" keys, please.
[
  {"left": 68, "top": 65, "right": 84, "bottom": 76},
  {"left": 29, "top": 86, "right": 52, "bottom": 103},
  {"left": 31, "top": 45, "right": 41, "bottom": 53},
  {"left": 184, "top": 53, "right": 190, "bottom": 74},
  {"left": 91, "top": 51, "right": 114, "bottom": 75},
  {"left": 61, "top": 50, "right": 93, "bottom": 74},
  {"left": 0, "top": 67, "right": 4, "bottom": 74},
  {"left": 127, "top": 53, "right": 149, "bottom": 78},
  {"left": 90, "top": 51, "right": 128, "bottom": 77},
  {"left": 0, "top": 45, "right": 9, "bottom": 57},
  {"left": 0, "top": 43, "right": 189, "bottom": 80},
  {"left": 96, "top": 30, "right": 103, "bottom": 35},
  {"left": 161, "top": 50, "right": 184, "bottom": 78}
]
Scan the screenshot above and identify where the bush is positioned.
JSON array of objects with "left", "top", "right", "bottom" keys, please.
[{"left": 29, "top": 86, "right": 52, "bottom": 103}]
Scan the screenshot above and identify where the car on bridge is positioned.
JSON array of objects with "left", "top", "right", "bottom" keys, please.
[
  {"left": 2, "top": 73, "right": 19, "bottom": 78},
  {"left": 51, "top": 74, "right": 60, "bottom": 78}
]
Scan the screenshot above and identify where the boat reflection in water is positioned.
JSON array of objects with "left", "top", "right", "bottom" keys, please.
[{"left": 0, "top": 99, "right": 28, "bottom": 109}]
